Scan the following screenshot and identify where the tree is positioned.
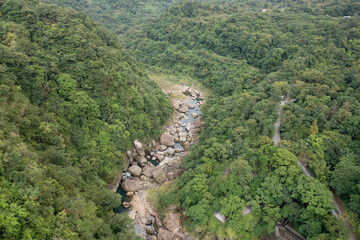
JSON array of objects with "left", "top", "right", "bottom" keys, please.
[
  {"left": 309, "top": 119, "right": 319, "bottom": 135},
  {"left": 57, "top": 74, "right": 77, "bottom": 99}
]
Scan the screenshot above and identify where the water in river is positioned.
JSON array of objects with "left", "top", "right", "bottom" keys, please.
[
  {"left": 114, "top": 182, "right": 131, "bottom": 214},
  {"left": 179, "top": 98, "right": 201, "bottom": 124},
  {"left": 114, "top": 92, "right": 203, "bottom": 238}
]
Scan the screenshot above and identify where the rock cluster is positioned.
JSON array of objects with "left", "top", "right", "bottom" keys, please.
[{"left": 112, "top": 86, "right": 204, "bottom": 240}]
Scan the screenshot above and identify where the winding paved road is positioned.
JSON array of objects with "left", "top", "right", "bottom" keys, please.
[
  {"left": 272, "top": 97, "right": 358, "bottom": 240},
  {"left": 272, "top": 98, "right": 296, "bottom": 145},
  {"left": 272, "top": 99, "right": 286, "bottom": 145}
]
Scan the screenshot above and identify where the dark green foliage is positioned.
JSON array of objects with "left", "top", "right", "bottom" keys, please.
[
  {"left": 41, "top": 0, "right": 178, "bottom": 36},
  {"left": 2, "top": 0, "right": 360, "bottom": 239},
  {"left": 113, "top": 0, "right": 360, "bottom": 238},
  {"left": 0, "top": 0, "right": 170, "bottom": 238}
]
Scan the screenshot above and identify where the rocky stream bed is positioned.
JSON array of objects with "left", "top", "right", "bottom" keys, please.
[{"left": 108, "top": 85, "right": 204, "bottom": 240}]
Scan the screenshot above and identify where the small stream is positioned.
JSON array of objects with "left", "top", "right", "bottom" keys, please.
[
  {"left": 113, "top": 87, "right": 204, "bottom": 239},
  {"left": 114, "top": 172, "right": 132, "bottom": 213},
  {"left": 115, "top": 185, "right": 130, "bottom": 213},
  {"left": 180, "top": 99, "right": 201, "bottom": 124},
  {"left": 146, "top": 151, "right": 160, "bottom": 166}
]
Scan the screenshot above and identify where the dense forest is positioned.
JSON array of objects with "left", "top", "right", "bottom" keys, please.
[
  {"left": 0, "top": 0, "right": 171, "bottom": 238},
  {"left": 123, "top": 0, "right": 360, "bottom": 239},
  {"left": 1, "top": 0, "right": 360, "bottom": 239},
  {"left": 41, "top": 0, "right": 178, "bottom": 36}
]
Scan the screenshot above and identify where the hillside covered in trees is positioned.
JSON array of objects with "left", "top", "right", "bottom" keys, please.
[
  {"left": 122, "top": 0, "right": 360, "bottom": 239},
  {"left": 41, "top": 0, "right": 178, "bottom": 36},
  {"left": 1, "top": 0, "right": 360, "bottom": 239},
  {"left": 0, "top": 0, "right": 171, "bottom": 238}
]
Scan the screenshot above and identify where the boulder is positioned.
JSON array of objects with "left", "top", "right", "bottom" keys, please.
[
  {"left": 136, "top": 155, "right": 147, "bottom": 166},
  {"left": 159, "top": 157, "right": 172, "bottom": 167},
  {"left": 145, "top": 218, "right": 153, "bottom": 225},
  {"left": 158, "top": 228, "right": 175, "bottom": 240},
  {"left": 188, "top": 104, "right": 195, "bottom": 109},
  {"left": 172, "top": 101, "right": 180, "bottom": 110},
  {"left": 167, "top": 172, "right": 174, "bottom": 180},
  {"left": 214, "top": 212, "right": 225, "bottom": 223},
  {"left": 179, "top": 137, "right": 186, "bottom": 143},
  {"left": 126, "top": 192, "right": 134, "bottom": 196},
  {"left": 134, "top": 140, "right": 145, "bottom": 156},
  {"left": 123, "top": 202, "right": 130, "bottom": 208},
  {"left": 185, "top": 123, "right": 192, "bottom": 131},
  {"left": 194, "top": 119, "right": 202, "bottom": 128},
  {"left": 143, "top": 165, "right": 156, "bottom": 177},
  {"left": 146, "top": 226, "right": 155, "bottom": 235},
  {"left": 126, "top": 150, "right": 133, "bottom": 162},
  {"left": 141, "top": 217, "right": 149, "bottom": 225},
  {"left": 107, "top": 171, "right": 122, "bottom": 192},
  {"left": 191, "top": 112, "right": 199, "bottom": 119},
  {"left": 170, "top": 128, "right": 177, "bottom": 135},
  {"left": 185, "top": 237, "right": 196, "bottom": 240},
  {"left": 123, "top": 153, "right": 131, "bottom": 171},
  {"left": 164, "top": 212, "right": 181, "bottom": 233},
  {"left": 179, "top": 131, "right": 187, "bottom": 138},
  {"left": 128, "top": 210, "right": 137, "bottom": 220},
  {"left": 152, "top": 168, "right": 166, "bottom": 184},
  {"left": 167, "top": 147, "right": 176, "bottom": 156},
  {"left": 179, "top": 106, "right": 189, "bottom": 113},
  {"left": 130, "top": 190, "right": 154, "bottom": 218},
  {"left": 128, "top": 165, "right": 142, "bottom": 177},
  {"left": 122, "top": 179, "right": 142, "bottom": 192},
  {"left": 131, "top": 149, "right": 138, "bottom": 158},
  {"left": 159, "top": 145, "right": 167, "bottom": 151},
  {"left": 160, "top": 133, "right": 175, "bottom": 147},
  {"left": 155, "top": 215, "right": 163, "bottom": 229}
]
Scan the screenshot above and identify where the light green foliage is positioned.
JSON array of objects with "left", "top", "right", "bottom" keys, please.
[
  {"left": 220, "top": 195, "right": 244, "bottom": 219},
  {"left": 306, "top": 134, "right": 329, "bottom": 183},
  {"left": 309, "top": 119, "right": 319, "bottom": 135},
  {"left": 57, "top": 73, "right": 76, "bottom": 98}
]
